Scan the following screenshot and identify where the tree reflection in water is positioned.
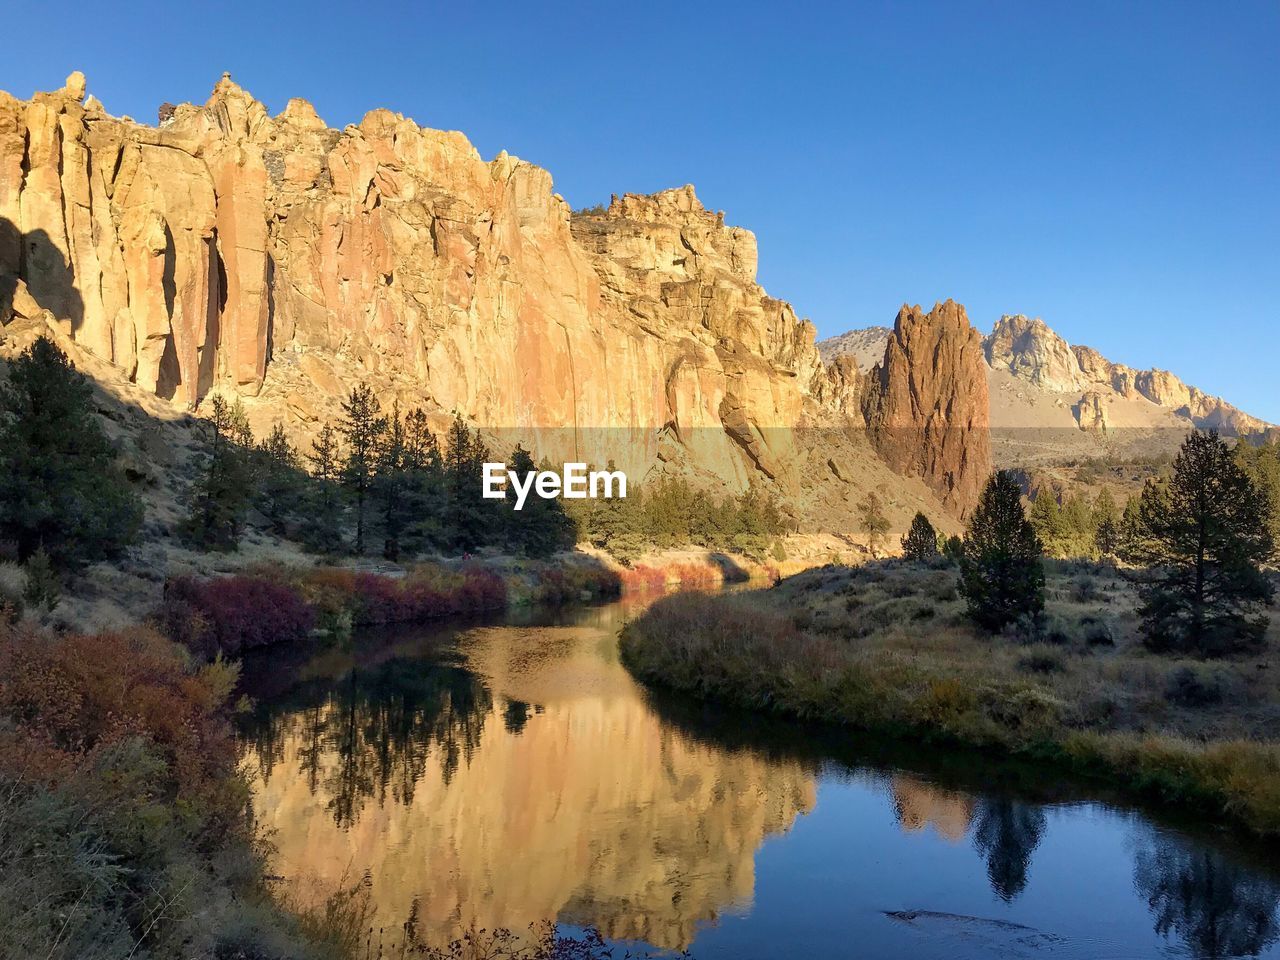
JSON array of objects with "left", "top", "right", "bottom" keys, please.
[
  {"left": 243, "top": 656, "right": 493, "bottom": 827},
  {"left": 1134, "top": 828, "right": 1280, "bottom": 959},
  {"left": 970, "top": 798, "right": 1047, "bottom": 901}
]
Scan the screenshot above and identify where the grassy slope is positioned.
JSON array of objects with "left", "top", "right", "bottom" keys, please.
[{"left": 620, "top": 560, "right": 1280, "bottom": 835}]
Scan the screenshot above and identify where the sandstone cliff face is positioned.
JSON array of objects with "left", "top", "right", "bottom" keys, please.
[
  {"left": 0, "top": 73, "right": 868, "bottom": 498},
  {"left": 861, "top": 301, "right": 992, "bottom": 514}
]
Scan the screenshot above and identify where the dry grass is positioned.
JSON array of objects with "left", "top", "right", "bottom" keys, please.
[{"left": 621, "top": 559, "right": 1280, "bottom": 834}]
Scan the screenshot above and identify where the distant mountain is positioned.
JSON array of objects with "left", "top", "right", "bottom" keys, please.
[
  {"left": 816, "top": 326, "right": 892, "bottom": 372},
  {"left": 818, "top": 314, "right": 1274, "bottom": 468}
]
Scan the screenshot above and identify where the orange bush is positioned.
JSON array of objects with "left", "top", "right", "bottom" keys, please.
[{"left": 0, "top": 622, "right": 242, "bottom": 827}]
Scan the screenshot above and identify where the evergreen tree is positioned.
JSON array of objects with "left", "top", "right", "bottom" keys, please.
[
  {"left": 942, "top": 534, "right": 965, "bottom": 564},
  {"left": 256, "top": 423, "right": 302, "bottom": 533},
  {"left": 403, "top": 408, "right": 445, "bottom": 551},
  {"left": 184, "top": 395, "right": 254, "bottom": 550},
  {"left": 901, "top": 512, "right": 939, "bottom": 561},
  {"left": 960, "top": 471, "right": 1046, "bottom": 632},
  {"left": 442, "top": 413, "right": 493, "bottom": 552},
  {"left": 302, "top": 422, "right": 345, "bottom": 553},
  {"left": 859, "top": 491, "right": 890, "bottom": 559},
  {"left": 1061, "top": 493, "right": 1096, "bottom": 557},
  {"left": 502, "top": 447, "right": 576, "bottom": 558},
  {"left": 0, "top": 337, "right": 142, "bottom": 568},
  {"left": 1028, "top": 492, "right": 1065, "bottom": 557},
  {"left": 1092, "top": 488, "right": 1122, "bottom": 557},
  {"left": 373, "top": 403, "right": 413, "bottom": 561},
  {"left": 1120, "top": 430, "right": 1275, "bottom": 657},
  {"left": 1235, "top": 440, "right": 1280, "bottom": 549},
  {"left": 338, "top": 385, "right": 386, "bottom": 555}
]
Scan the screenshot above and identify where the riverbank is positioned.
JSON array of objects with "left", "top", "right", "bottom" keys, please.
[
  {"left": 620, "top": 559, "right": 1280, "bottom": 836},
  {"left": 153, "top": 546, "right": 784, "bottom": 660}
]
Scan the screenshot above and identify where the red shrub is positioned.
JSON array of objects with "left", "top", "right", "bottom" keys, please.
[
  {"left": 0, "top": 624, "right": 242, "bottom": 821},
  {"left": 619, "top": 564, "right": 668, "bottom": 594},
  {"left": 162, "top": 575, "right": 314, "bottom": 658}
]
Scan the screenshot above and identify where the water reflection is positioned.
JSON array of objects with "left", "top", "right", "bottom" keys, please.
[
  {"left": 241, "top": 610, "right": 818, "bottom": 951},
  {"left": 971, "top": 799, "right": 1047, "bottom": 902},
  {"left": 238, "top": 599, "right": 1280, "bottom": 959},
  {"left": 1134, "top": 827, "right": 1280, "bottom": 958}
]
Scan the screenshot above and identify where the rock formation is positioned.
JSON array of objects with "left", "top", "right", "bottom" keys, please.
[
  {"left": 861, "top": 301, "right": 992, "bottom": 514},
  {"left": 0, "top": 72, "right": 1002, "bottom": 520},
  {"left": 984, "top": 314, "right": 1086, "bottom": 393},
  {"left": 983, "top": 315, "right": 1269, "bottom": 437},
  {"left": 1073, "top": 391, "right": 1109, "bottom": 432},
  {"left": 0, "top": 75, "right": 837, "bottom": 492}
]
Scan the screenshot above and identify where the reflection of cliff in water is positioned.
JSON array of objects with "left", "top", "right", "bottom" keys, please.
[{"left": 241, "top": 617, "right": 818, "bottom": 951}]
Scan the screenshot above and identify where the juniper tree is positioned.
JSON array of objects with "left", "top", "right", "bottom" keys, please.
[
  {"left": 0, "top": 337, "right": 141, "bottom": 568},
  {"left": 901, "top": 512, "right": 939, "bottom": 561},
  {"left": 338, "top": 385, "right": 386, "bottom": 555},
  {"left": 960, "top": 471, "right": 1046, "bottom": 632},
  {"left": 1120, "top": 430, "right": 1275, "bottom": 657}
]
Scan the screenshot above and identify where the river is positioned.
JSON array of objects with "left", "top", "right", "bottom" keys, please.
[{"left": 237, "top": 593, "right": 1280, "bottom": 959}]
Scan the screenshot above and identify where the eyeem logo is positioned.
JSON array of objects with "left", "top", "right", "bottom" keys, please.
[{"left": 482, "top": 462, "right": 627, "bottom": 511}]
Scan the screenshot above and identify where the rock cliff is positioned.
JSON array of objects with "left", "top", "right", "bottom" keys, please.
[
  {"left": 983, "top": 314, "right": 1269, "bottom": 437},
  {"left": 861, "top": 301, "right": 992, "bottom": 515},
  {"left": 0, "top": 72, "right": 996, "bottom": 519}
]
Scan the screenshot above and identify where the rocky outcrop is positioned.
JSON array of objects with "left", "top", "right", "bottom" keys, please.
[
  {"left": 983, "top": 315, "right": 1270, "bottom": 437},
  {"left": 861, "top": 301, "right": 991, "bottom": 514},
  {"left": 984, "top": 315, "right": 1085, "bottom": 393},
  {"left": 0, "top": 74, "right": 875, "bottom": 499},
  {"left": 1073, "top": 391, "right": 1109, "bottom": 432}
]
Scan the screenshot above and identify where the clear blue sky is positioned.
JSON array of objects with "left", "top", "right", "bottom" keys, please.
[{"left": 4, "top": 1, "right": 1277, "bottom": 420}]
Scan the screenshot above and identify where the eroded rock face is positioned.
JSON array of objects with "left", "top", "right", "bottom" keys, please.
[
  {"left": 982, "top": 314, "right": 1270, "bottom": 437},
  {"left": 0, "top": 75, "right": 877, "bottom": 499},
  {"left": 1074, "top": 391, "right": 1109, "bottom": 432},
  {"left": 985, "top": 315, "right": 1085, "bottom": 393},
  {"left": 862, "top": 300, "right": 992, "bottom": 514}
]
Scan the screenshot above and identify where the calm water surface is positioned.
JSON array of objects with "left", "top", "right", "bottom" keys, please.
[{"left": 237, "top": 595, "right": 1280, "bottom": 959}]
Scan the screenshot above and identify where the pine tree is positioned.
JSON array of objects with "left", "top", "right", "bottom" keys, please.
[
  {"left": 338, "top": 385, "right": 386, "bottom": 555},
  {"left": 859, "top": 492, "right": 890, "bottom": 559},
  {"left": 373, "top": 403, "right": 412, "bottom": 560},
  {"left": 403, "top": 408, "right": 445, "bottom": 551},
  {"left": 1120, "top": 430, "right": 1275, "bottom": 657},
  {"left": 257, "top": 422, "right": 302, "bottom": 533},
  {"left": 901, "top": 512, "right": 939, "bottom": 561},
  {"left": 442, "top": 413, "right": 493, "bottom": 552},
  {"left": 184, "top": 395, "right": 254, "bottom": 550},
  {"left": 0, "top": 337, "right": 142, "bottom": 568},
  {"left": 302, "top": 422, "right": 345, "bottom": 553},
  {"left": 502, "top": 446, "right": 576, "bottom": 558},
  {"left": 960, "top": 471, "right": 1046, "bottom": 632}
]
